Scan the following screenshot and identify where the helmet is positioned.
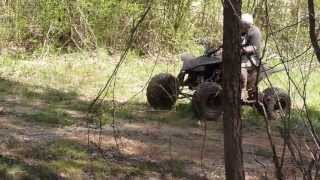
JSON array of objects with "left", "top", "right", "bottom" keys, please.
[{"left": 241, "top": 13, "right": 253, "bottom": 26}]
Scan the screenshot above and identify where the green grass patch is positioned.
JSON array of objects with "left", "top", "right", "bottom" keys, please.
[
  {"left": 254, "top": 148, "right": 274, "bottom": 158},
  {"left": 99, "top": 101, "right": 198, "bottom": 127},
  {"left": 26, "top": 109, "right": 74, "bottom": 126},
  {"left": 0, "top": 49, "right": 319, "bottom": 129},
  {"left": 242, "top": 106, "right": 264, "bottom": 128},
  {"left": 0, "top": 155, "right": 60, "bottom": 179},
  {"left": 17, "top": 139, "right": 196, "bottom": 179},
  {"left": 24, "top": 140, "right": 110, "bottom": 179}
]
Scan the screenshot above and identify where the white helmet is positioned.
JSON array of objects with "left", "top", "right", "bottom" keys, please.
[{"left": 241, "top": 13, "right": 253, "bottom": 25}]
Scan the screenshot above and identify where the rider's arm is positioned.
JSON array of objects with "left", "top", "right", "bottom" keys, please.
[
  {"left": 242, "top": 45, "right": 257, "bottom": 53},
  {"left": 242, "top": 26, "right": 261, "bottom": 54}
]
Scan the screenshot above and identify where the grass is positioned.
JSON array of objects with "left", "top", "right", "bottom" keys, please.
[
  {"left": 258, "top": 61, "right": 320, "bottom": 131},
  {"left": 101, "top": 101, "right": 198, "bottom": 127},
  {"left": 26, "top": 108, "right": 74, "bottom": 126},
  {"left": 254, "top": 148, "right": 274, "bottom": 158},
  {"left": 29, "top": 140, "right": 109, "bottom": 179},
  {"left": 0, "top": 154, "right": 60, "bottom": 179},
  {"left": 0, "top": 48, "right": 319, "bottom": 178},
  {"left": 0, "top": 48, "right": 187, "bottom": 127},
  {"left": 0, "top": 139, "right": 111, "bottom": 179},
  {"left": 0, "top": 49, "right": 181, "bottom": 101},
  {"left": 0, "top": 77, "right": 89, "bottom": 127},
  {"left": 1, "top": 138, "right": 200, "bottom": 179},
  {"left": 242, "top": 107, "right": 265, "bottom": 128},
  {"left": 0, "top": 48, "right": 319, "bottom": 128}
]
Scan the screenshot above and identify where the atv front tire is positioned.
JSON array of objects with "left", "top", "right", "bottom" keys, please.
[
  {"left": 192, "top": 82, "right": 223, "bottom": 120},
  {"left": 147, "top": 73, "right": 179, "bottom": 109},
  {"left": 262, "top": 87, "right": 291, "bottom": 120}
]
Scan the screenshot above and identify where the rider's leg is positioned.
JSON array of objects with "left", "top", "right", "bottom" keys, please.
[
  {"left": 241, "top": 67, "right": 249, "bottom": 100},
  {"left": 240, "top": 55, "right": 252, "bottom": 101}
]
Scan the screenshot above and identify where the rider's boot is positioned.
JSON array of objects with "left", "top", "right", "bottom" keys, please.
[{"left": 241, "top": 89, "right": 249, "bottom": 102}]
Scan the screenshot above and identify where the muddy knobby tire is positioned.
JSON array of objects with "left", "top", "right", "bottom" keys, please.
[
  {"left": 192, "top": 82, "right": 223, "bottom": 120},
  {"left": 262, "top": 87, "right": 291, "bottom": 120},
  {"left": 147, "top": 73, "right": 179, "bottom": 109}
]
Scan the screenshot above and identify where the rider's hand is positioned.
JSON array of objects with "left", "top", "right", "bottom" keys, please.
[
  {"left": 240, "top": 47, "right": 246, "bottom": 55},
  {"left": 204, "top": 48, "right": 215, "bottom": 57},
  {"left": 242, "top": 46, "right": 255, "bottom": 54}
]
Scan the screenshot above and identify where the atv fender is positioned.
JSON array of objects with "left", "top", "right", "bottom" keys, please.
[{"left": 181, "top": 54, "right": 222, "bottom": 71}]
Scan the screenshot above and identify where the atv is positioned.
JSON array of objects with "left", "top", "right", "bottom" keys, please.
[{"left": 146, "top": 46, "right": 291, "bottom": 120}]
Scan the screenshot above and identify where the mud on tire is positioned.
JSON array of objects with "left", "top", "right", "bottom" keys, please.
[
  {"left": 262, "top": 87, "right": 291, "bottom": 120},
  {"left": 147, "top": 73, "right": 179, "bottom": 109},
  {"left": 192, "top": 82, "right": 223, "bottom": 120}
]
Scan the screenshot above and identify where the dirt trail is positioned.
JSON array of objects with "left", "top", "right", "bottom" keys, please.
[
  {"left": 0, "top": 88, "right": 300, "bottom": 179},
  {"left": 0, "top": 103, "right": 284, "bottom": 180}
]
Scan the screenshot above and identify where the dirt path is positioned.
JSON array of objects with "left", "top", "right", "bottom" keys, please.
[
  {"left": 0, "top": 103, "right": 284, "bottom": 180},
  {"left": 0, "top": 86, "right": 297, "bottom": 179}
]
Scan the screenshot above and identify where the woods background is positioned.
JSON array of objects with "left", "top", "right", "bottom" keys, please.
[{"left": 0, "top": 0, "right": 315, "bottom": 55}]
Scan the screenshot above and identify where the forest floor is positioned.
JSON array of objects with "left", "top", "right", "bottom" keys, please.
[{"left": 0, "top": 49, "right": 319, "bottom": 179}]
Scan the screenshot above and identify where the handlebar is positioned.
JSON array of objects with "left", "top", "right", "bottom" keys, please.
[{"left": 204, "top": 45, "right": 223, "bottom": 57}]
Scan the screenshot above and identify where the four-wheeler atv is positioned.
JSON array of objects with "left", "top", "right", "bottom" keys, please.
[{"left": 146, "top": 47, "right": 291, "bottom": 120}]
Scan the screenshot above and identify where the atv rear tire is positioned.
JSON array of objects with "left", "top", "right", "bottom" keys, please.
[
  {"left": 262, "top": 87, "right": 291, "bottom": 120},
  {"left": 192, "top": 82, "right": 223, "bottom": 120},
  {"left": 147, "top": 73, "right": 179, "bottom": 109}
]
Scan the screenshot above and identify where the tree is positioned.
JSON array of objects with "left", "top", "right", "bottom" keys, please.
[
  {"left": 222, "top": 0, "right": 245, "bottom": 179},
  {"left": 307, "top": 0, "right": 320, "bottom": 63}
]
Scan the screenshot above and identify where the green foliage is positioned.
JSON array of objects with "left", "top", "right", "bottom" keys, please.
[
  {"left": 1, "top": 0, "right": 319, "bottom": 55},
  {"left": 1, "top": 0, "right": 224, "bottom": 54}
]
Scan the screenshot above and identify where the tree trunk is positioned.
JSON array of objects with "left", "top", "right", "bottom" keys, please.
[
  {"left": 307, "top": 0, "right": 320, "bottom": 63},
  {"left": 222, "top": 0, "right": 245, "bottom": 179}
]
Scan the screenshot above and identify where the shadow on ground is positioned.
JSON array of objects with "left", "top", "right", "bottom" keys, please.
[
  {"left": 102, "top": 101, "right": 201, "bottom": 128},
  {"left": 0, "top": 78, "right": 210, "bottom": 179},
  {"left": 0, "top": 77, "right": 196, "bottom": 127},
  {"left": 0, "top": 135, "right": 210, "bottom": 179},
  {"left": 1, "top": 77, "right": 320, "bottom": 179},
  {"left": 0, "top": 78, "right": 92, "bottom": 126},
  {"left": 0, "top": 154, "right": 60, "bottom": 179}
]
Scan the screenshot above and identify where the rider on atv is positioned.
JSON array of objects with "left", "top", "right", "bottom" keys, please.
[
  {"left": 147, "top": 13, "right": 290, "bottom": 120},
  {"left": 240, "top": 13, "right": 262, "bottom": 101}
]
